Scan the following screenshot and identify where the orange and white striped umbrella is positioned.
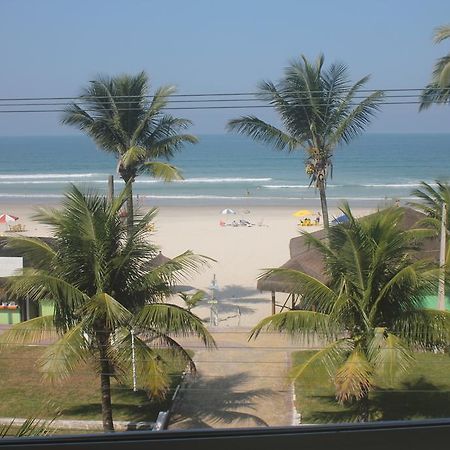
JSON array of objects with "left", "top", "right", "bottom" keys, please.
[{"left": 0, "top": 213, "right": 19, "bottom": 224}]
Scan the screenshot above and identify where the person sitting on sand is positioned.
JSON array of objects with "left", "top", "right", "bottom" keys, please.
[{"left": 315, "top": 212, "right": 321, "bottom": 225}]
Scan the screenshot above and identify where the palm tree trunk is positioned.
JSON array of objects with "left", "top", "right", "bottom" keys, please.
[
  {"left": 318, "top": 181, "right": 330, "bottom": 229},
  {"left": 126, "top": 181, "right": 134, "bottom": 235},
  {"left": 97, "top": 331, "right": 114, "bottom": 432},
  {"left": 358, "top": 391, "right": 370, "bottom": 422}
]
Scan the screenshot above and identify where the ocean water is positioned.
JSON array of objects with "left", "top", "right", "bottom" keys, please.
[{"left": 0, "top": 133, "right": 449, "bottom": 206}]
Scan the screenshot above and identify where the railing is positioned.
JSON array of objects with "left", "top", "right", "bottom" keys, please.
[{"left": 1, "top": 419, "right": 449, "bottom": 449}]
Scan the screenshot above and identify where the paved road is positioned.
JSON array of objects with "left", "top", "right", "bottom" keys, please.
[{"left": 168, "top": 329, "right": 303, "bottom": 429}]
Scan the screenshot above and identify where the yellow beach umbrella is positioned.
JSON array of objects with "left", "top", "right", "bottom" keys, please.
[{"left": 292, "top": 209, "right": 313, "bottom": 217}]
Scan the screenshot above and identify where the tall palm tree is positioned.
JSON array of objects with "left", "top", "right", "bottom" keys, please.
[
  {"left": 251, "top": 205, "right": 450, "bottom": 421},
  {"left": 62, "top": 71, "right": 198, "bottom": 231},
  {"left": 421, "top": 25, "right": 450, "bottom": 108},
  {"left": 227, "top": 55, "right": 383, "bottom": 228},
  {"left": 1, "top": 185, "right": 214, "bottom": 431}
]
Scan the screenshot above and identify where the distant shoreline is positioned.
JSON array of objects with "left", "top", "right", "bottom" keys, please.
[{"left": 0, "top": 195, "right": 406, "bottom": 209}]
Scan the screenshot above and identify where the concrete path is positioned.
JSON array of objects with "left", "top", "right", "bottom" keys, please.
[{"left": 168, "top": 328, "right": 301, "bottom": 429}]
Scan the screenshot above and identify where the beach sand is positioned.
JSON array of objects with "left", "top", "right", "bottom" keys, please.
[{"left": 0, "top": 202, "right": 375, "bottom": 326}]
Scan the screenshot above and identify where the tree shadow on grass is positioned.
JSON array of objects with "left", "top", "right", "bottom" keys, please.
[
  {"left": 61, "top": 387, "right": 164, "bottom": 423},
  {"left": 303, "top": 377, "right": 450, "bottom": 424},
  {"left": 169, "top": 372, "right": 272, "bottom": 429}
]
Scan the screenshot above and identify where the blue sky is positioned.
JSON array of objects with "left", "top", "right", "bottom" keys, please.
[{"left": 1, "top": 0, "right": 450, "bottom": 135}]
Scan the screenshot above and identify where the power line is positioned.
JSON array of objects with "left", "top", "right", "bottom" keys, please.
[
  {"left": 0, "top": 101, "right": 433, "bottom": 114},
  {"left": 0, "top": 93, "right": 435, "bottom": 108},
  {"left": 0, "top": 87, "right": 448, "bottom": 103}
]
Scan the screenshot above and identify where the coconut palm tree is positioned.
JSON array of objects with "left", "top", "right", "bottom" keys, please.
[
  {"left": 410, "top": 180, "right": 450, "bottom": 233},
  {"left": 62, "top": 71, "right": 198, "bottom": 232},
  {"left": 1, "top": 185, "right": 214, "bottom": 432},
  {"left": 227, "top": 55, "right": 383, "bottom": 228},
  {"left": 421, "top": 25, "right": 450, "bottom": 108},
  {"left": 251, "top": 204, "right": 450, "bottom": 421},
  {"left": 179, "top": 290, "right": 206, "bottom": 311}
]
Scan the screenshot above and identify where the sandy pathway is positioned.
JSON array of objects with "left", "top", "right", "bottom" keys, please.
[{"left": 168, "top": 329, "right": 300, "bottom": 429}]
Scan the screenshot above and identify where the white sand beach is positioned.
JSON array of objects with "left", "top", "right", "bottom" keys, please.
[{"left": 0, "top": 203, "right": 375, "bottom": 326}]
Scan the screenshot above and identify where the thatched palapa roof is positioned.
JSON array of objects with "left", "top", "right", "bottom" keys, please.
[{"left": 257, "top": 207, "right": 440, "bottom": 294}]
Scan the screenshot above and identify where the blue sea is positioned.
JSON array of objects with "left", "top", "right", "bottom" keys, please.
[{"left": 0, "top": 134, "right": 449, "bottom": 206}]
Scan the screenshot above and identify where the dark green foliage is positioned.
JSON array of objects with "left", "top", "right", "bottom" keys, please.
[
  {"left": 1, "top": 185, "right": 214, "bottom": 431},
  {"left": 252, "top": 205, "right": 450, "bottom": 418}
]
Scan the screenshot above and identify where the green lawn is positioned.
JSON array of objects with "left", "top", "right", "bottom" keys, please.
[
  {"left": 293, "top": 351, "right": 450, "bottom": 423},
  {"left": 0, "top": 345, "right": 188, "bottom": 423}
]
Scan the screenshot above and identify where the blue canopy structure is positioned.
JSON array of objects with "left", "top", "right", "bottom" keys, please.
[{"left": 332, "top": 214, "right": 349, "bottom": 225}]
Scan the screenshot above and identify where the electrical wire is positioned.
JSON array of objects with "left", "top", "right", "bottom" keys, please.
[
  {"left": 0, "top": 101, "right": 434, "bottom": 114},
  {"left": 0, "top": 87, "right": 448, "bottom": 103}
]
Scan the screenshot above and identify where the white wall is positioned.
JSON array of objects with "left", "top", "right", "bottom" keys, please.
[{"left": 0, "top": 257, "right": 23, "bottom": 277}]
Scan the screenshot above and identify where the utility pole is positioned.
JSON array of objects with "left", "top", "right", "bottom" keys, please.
[
  {"left": 438, "top": 202, "right": 447, "bottom": 311},
  {"left": 107, "top": 175, "right": 114, "bottom": 202}
]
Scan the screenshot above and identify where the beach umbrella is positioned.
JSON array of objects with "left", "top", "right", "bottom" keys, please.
[
  {"left": 332, "top": 214, "right": 349, "bottom": 225},
  {"left": 292, "top": 209, "right": 312, "bottom": 217},
  {"left": 0, "top": 214, "right": 18, "bottom": 224},
  {"left": 221, "top": 208, "right": 236, "bottom": 215}
]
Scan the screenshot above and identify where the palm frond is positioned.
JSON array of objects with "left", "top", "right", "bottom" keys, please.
[
  {"left": 39, "top": 323, "right": 90, "bottom": 381},
  {"left": 3, "top": 236, "right": 55, "bottom": 270},
  {"left": 134, "top": 303, "right": 216, "bottom": 348},
  {"left": 334, "top": 349, "right": 373, "bottom": 402},
  {"left": 179, "top": 290, "right": 206, "bottom": 311},
  {"left": 131, "top": 85, "right": 176, "bottom": 145},
  {"left": 227, "top": 116, "right": 299, "bottom": 151},
  {"left": 111, "top": 332, "right": 170, "bottom": 397},
  {"left": 330, "top": 90, "right": 384, "bottom": 146},
  {"left": 122, "top": 146, "right": 147, "bottom": 169},
  {"left": 368, "top": 329, "right": 414, "bottom": 384},
  {"left": 290, "top": 338, "right": 353, "bottom": 381},
  {"left": 392, "top": 309, "right": 450, "bottom": 347},
  {"left": 434, "top": 25, "right": 450, "bottom": 43},
  {"left": 7, "top": 271, "right": 88, "bottom": 311},
  {"left": 143, "top": 331, "right": 196, "bottom": 370},
  {"left": 420, "top": 83, "right": 450, "bottom": 109},
  {"left": 0, "top": 315, "right": 56, "bottom": 345},
  {"left": 145, "top": 250, "right": 214, "bottom": 287},
  {"left": 369, "top": 261, "right": 436, "bottom": 322},
  {"left": 146, "top": 134, "right": 198, "bottom": 160},
  {"left": 257, "top": 268, "right": 336, "bottom": 313},
  {"left": 142, "top": 161, "right": 183, "bottom": 181},
  {"left": 81, "top": 293, "right": 132, "bottom": 330},
  {"left": 249, "top": 309, "right": 335, "bottom": 340},
  {"left": 438, "top": 60, "right": 450, "bottom": 87},
  {"left": 1, "top": 416, "right": 57, "bottom": 438}
]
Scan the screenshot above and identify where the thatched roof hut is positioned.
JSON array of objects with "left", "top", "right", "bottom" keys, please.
[
  {"left": 146, "top": 251, "right": 171, "bottom": 268},
  {"left": 257, "top": 208, "right": 440, "bottom": 304}
]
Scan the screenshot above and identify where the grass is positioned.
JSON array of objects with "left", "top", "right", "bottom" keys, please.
[
  {"left": 0, "top": 345, "right": 188, "bottom": 423},
  {"left": 293, "top": 351, "right": 450, "bottom": 423}
]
